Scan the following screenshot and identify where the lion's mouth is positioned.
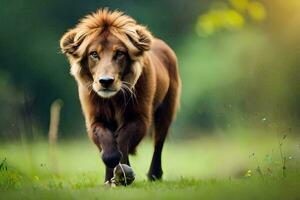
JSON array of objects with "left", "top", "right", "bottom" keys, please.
[
  {"left": 96, "top": 88, "right": 118, "bottom": 98},
  {"left": 100, "top": 88, "right": 117, "bottom": 92}
]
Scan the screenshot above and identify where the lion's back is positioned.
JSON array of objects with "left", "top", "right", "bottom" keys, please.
[{"left": 150, "top": 38, "right": 181, "bottom": 111}]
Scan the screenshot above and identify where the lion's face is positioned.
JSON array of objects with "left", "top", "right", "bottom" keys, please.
[
  {"left": 60, "top": 9, "right": 153, "bottom": 98},
  {"left": 87, "top": 34, "right": 131, "bottom": 98}
]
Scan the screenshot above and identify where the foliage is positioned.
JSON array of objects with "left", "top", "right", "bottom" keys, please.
[{"left": 196, "top": 0, "right": 266, "bottom": 37}]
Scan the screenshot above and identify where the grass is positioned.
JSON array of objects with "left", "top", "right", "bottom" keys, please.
[{"left": 1, "top": 129, "right": 300, "bottom": 199}]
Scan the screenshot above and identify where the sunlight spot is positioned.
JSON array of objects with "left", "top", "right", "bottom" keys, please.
[{"left": 247, "top": 1, "right": 266, "bottom": 21}]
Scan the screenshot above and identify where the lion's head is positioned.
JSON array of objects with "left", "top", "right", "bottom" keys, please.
[{"left": 60, "top": 8, "right": 153, "bottom": 98}]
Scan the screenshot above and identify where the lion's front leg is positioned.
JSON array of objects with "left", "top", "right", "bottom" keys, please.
[
  {"left": 116, "top": 118, "right": 149, "bottom": 165},
  {"left": 90, "top": 122, "right": 122, "bottom": 182}
]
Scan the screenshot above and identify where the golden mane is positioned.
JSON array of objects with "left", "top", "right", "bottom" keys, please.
[{"left": 60, "top": 8, "right": 153, "bottom": 61}]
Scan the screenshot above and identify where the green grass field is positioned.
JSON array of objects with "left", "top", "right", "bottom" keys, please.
[{"left": 1, "top": 129, "right": 300, "bottom": 199}]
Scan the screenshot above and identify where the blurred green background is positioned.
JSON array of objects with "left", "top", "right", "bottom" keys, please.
[{"left": 0, "top": 0, "right": 300, "bottom": 140}]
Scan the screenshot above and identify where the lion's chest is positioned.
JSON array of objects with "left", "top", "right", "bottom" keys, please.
[{"left": 96, "top": 100, "right": 125, "bottom": 132}]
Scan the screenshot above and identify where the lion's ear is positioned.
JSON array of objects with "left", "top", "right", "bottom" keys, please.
[
  {"left": 60, "top": 29, "right": 78, "bottom": 56},
  {"left": 127, "top": 25, "right": 153, "bottom": 56},
  {"left": 135, "top": 26, "right": 152, "bottom": 51}
]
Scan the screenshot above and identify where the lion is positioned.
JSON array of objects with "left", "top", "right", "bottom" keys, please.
[{"left": 60, "top": 8, "right": 181, "bottom": 184}]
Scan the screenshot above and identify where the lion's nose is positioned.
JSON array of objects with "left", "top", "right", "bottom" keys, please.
[{"left": 99, "top": 76, "right": 114, "bottom": 88}]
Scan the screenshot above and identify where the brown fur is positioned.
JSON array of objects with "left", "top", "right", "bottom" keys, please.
[{"left": 60, "top": 8, "right": 181, "bottom": 182}]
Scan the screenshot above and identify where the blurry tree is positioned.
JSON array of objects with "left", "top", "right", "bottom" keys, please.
[{"left": 196, "top": 0, "right": 266, "bottom": 37}]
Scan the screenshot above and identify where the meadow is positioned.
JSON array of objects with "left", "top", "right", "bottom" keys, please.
[{"left": 1, "top": 129, "right": 300, "bottom": 199}]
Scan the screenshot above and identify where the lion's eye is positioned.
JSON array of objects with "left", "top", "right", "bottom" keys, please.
[
  {"left": 115, "top": 50, "right": 125, "bottom": 59},
  {"left": 89, "top": 51, "right": 99, "bottom": 60}
]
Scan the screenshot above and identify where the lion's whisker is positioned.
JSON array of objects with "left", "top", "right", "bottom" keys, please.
[
  {"left": 121, "top": 82, "right": 137, "bottom": 105},
  {"left": 120, "top": 87, "right": 127, "bottom": 106}
]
